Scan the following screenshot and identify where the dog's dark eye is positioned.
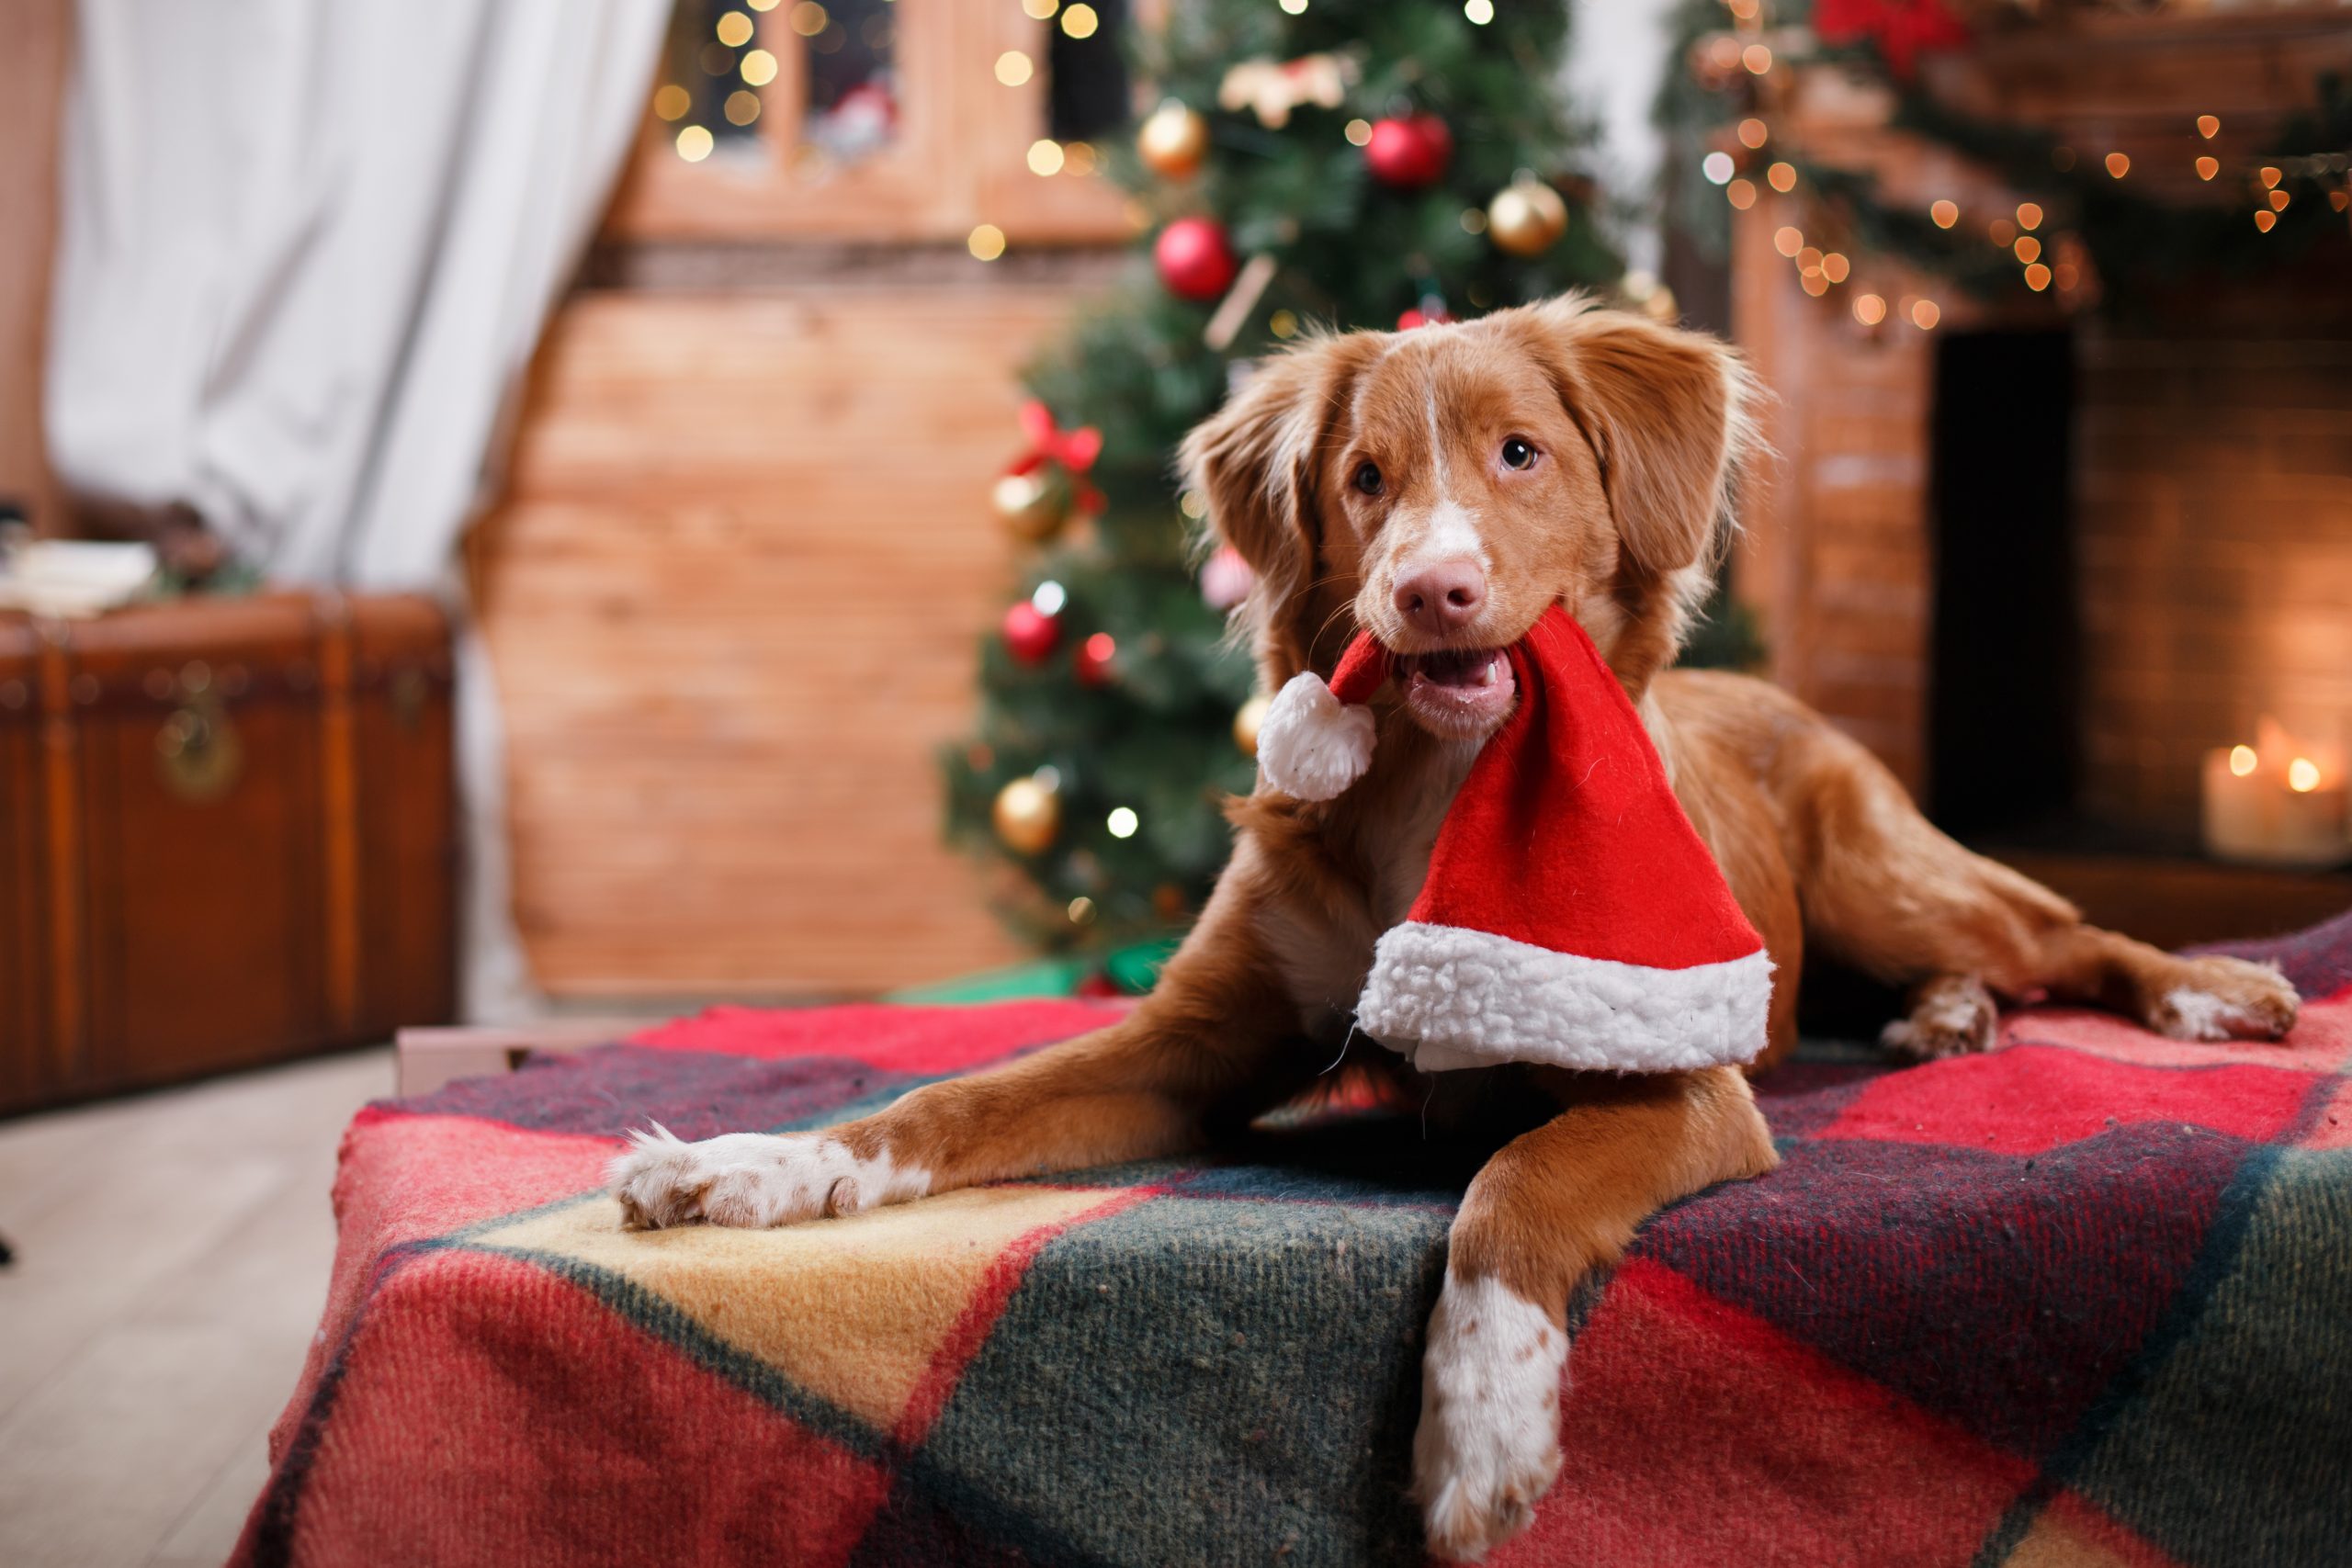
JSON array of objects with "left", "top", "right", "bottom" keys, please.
[
  {"left": 1352, "top": 461, "right": 1384, "bottom": 496},
  {"left": 1501, "top": 436, "right": 1538, "bottom": 470}
]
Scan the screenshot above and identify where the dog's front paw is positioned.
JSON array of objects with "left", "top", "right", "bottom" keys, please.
[
  {"left": 2149, "top": 956, "right": 2300, "bottom": 1043},
  {"left": 1413, "top": 1271, "right": 1566, "bottom": 1562},
  {"left": 1880, "top": 974, "right": 1999, "bottom": 1061},
  {"left": 605, "top": 1125, "right": 927, "bottom": 1231}
]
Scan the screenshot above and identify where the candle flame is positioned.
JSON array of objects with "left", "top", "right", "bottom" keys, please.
[
  {"left": 2229, "top": 745, "right": 2257, "bottom": 777},
  {"left": 2288, "top": 758, "right": 2322, "bottom": 793}
]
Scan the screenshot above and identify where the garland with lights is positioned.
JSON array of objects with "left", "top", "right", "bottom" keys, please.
[
  {"left": 1663, "top": 0, "right": 2352, "bottom": 326},
  {"left": 943, "top": 0, "right": 1758, "bottom": 963}
]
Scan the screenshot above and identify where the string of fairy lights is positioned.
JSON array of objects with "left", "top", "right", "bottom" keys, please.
[
  {"left": 1689, "top": 0, "right": 2352, "bottom": 332},
  {"left": 654, "top": 0, "right": 2346, "bottom": 319}
]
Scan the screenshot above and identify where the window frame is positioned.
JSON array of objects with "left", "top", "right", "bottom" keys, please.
[{"left": 607, "top": 0, "right": 1135, "bottom": 244}]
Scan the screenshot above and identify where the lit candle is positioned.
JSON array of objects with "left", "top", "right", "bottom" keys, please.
[{"left": 2201, "top": 718, "right": 2350, "bottom": 868}]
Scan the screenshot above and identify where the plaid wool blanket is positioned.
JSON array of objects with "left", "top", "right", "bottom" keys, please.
[{"left": 234, "top": 917, "right": 2352, "bottom": 1568}]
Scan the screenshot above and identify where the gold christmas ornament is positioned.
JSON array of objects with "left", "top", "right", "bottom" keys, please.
[
  {"left": 991, "top": 773, "right": 1062, "bottom": 856},
  {"left": 1233, "top": 693, "right": 1272, "bottom": 758},
  {"left": 990, "top": 468, "right": 1071, "bottom": 542},
  {"left": 1617, "top": 269, "right": 1679, "bottom": 324},
  {"left": 1487, "top": 179, "right": 1569, "bottom": 258},
  {"left": 1136, "top": 100, "right": 1209, "bottom": 180}
]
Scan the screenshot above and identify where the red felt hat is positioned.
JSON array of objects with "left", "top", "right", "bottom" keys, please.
[{"left": 1256, "top": 605, "right": 1773, "bottom": 1074}]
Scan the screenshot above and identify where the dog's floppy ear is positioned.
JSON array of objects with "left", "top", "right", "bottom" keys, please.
[
  {"left": 1522, "top": 297, "right": 1758, "bottom": 581},
  {"left": 1178, "top": 332, "right": 1382, "bottom": 664}
]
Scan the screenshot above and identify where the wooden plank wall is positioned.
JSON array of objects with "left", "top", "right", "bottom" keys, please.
[{"left": 472, "top": 285, "right": 1086, "bottom": 998}]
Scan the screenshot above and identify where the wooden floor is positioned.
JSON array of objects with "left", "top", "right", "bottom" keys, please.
[{"left": 0, "top": 1048, "right": 392, "bottom": 1568}]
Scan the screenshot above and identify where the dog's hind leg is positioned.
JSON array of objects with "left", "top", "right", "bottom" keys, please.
[
  {"left": 1788, "top": 734, "right": 2297, "bottom": 1048},
  {"left": 2022, "top": 922, "right": 2300, "bottom": 1043}
]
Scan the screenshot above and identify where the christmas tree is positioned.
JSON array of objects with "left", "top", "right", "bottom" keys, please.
[{"left": 944, "top": 1, "right": 1657, "bottom": 964}]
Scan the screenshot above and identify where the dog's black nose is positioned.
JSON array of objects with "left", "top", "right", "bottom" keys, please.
[{"left": 1393, "top": 559, "right": 1487, "bottom": 636}]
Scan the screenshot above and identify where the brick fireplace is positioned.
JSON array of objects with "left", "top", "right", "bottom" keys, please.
[
  {"left": 2072, "top": 323, "right": 2352, "bottom": 838},
  {"left": 1726, "top": 9, "right": 2352, "bottom": 875}
]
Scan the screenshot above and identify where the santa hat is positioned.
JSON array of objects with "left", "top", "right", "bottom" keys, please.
[{"left": 1256, "top": 605, "right": 1773, "bottom": 1075}]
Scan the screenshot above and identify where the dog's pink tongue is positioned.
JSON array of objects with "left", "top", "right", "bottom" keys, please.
[
  {"left": 1421, "top": 649, "right": 1509, "bottom": 689},
  {"left": 1404, "top": 649, "right": 1516, "bottom": 728}
]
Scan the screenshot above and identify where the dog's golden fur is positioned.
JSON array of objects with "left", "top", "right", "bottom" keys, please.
[{"left": 612, "top": 297, "right": 2299, "bottom": 1559}]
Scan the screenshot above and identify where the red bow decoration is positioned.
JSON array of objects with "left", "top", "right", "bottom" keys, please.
[
  {"left": 1813, "top": 0, "right": 1968, "bottom": 80},
  {"left": 1009, "top": 400, "right": 1104, "bottom": 513}
]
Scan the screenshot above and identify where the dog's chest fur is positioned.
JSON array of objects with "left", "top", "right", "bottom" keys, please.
[{"left": 1261, "top": 716, "right": 1482, "bottom": 1043}]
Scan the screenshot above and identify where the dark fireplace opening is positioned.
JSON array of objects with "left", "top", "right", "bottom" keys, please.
[
  {"left": 1927, "top": 329, "right": 2079, "bottom": 841},
  {"left": 1909, "top": 320, "right": 2352, "bottom": 952}
]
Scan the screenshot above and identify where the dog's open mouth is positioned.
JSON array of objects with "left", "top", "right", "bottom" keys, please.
[{"left": 1400, "top": 646, "right": 1516, "bottom": 734}]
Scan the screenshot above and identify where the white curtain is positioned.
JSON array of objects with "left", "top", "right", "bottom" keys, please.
[
  {"left": 1566, "top": 0, "right": 1677, "bottom": 276},
  {"left": 47, "top": 0, "right": 672, "bottom": 1018}
]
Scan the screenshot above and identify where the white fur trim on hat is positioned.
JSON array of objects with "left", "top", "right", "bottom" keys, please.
[
  {"left": 1357, "top": 921, "right": 1775, "bottom": 1074},
  {"left": 1256, "top": 671, "right": 1376, "bottom": 801}
]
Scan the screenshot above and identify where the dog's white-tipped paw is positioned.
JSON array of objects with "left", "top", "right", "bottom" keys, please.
[
  {"left": 606, "top": 1129, "right": 928, "bottom": 1231},
  {"left": 1881, "top": 975, "right": 1999, "bottom": 1061},
  {"left": 1413, "top": 1272, "right": 1566, "bottom": 1561},
  {"left": 2150, "top": 958, "right": 2300, "bottom": 1043}
]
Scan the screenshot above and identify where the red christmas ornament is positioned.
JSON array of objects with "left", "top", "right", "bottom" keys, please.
[
  {"left": 1364, "top": 114, "right": 1453, "bottom": 189},
  {"left": 1396, "top": 307, "right": 1455, "bottom": 331},
  {"left": 1074, "top": 632, "right": 1117, "bottom": 687},
  {"left": 1154, "top": 218, "right": 1238, "bottom": 301},
  {"left": 1812, "top": 0, "right": 1968, "bottom": 79},
  {"left": 1002, "top": 601, "right": 1060, "bottom": 666}
]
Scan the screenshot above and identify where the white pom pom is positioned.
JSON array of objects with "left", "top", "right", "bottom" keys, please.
[{"left": 1257, "top": 671, "right": 1376, "bottom": 800}]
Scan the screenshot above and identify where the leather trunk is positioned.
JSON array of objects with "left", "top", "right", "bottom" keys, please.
[{"left": 0, "top": 592, "right": 457, "bottom": 1113}]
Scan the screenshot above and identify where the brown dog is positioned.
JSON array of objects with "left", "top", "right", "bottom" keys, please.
[{"left": 610, "top": 296, "right": 2298, "bottom": 1558}]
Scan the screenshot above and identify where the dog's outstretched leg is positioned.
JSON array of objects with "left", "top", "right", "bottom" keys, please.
[{"left": 609, "top": 879, "right": 1305, "bottom": 1230}]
